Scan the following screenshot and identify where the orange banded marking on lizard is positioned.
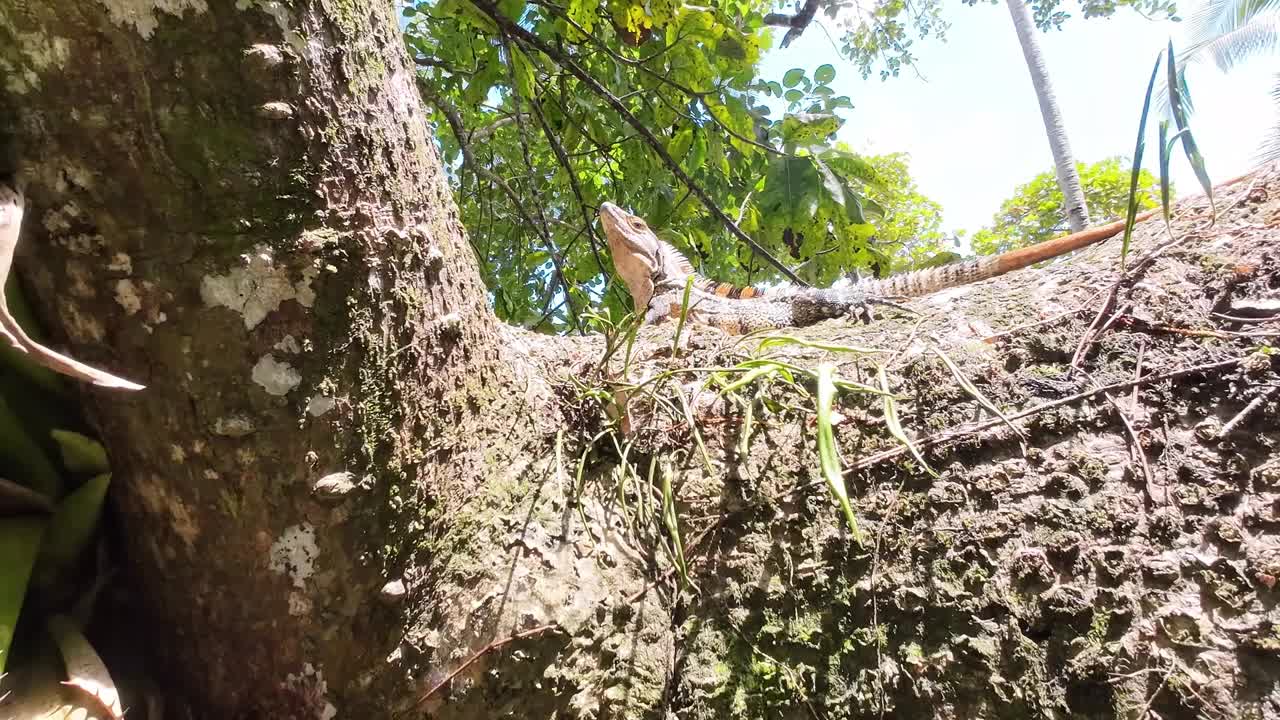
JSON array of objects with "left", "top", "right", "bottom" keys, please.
[{"left": 697, "top": 279, "right": 760, "bottom": 299}]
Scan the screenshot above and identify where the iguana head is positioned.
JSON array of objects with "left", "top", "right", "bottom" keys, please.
[{"left": 599, "top": 202, "right": 691, "bottom": 311}]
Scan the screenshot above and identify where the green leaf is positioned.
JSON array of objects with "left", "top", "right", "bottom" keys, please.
[
  {"left": 1158, "top": 119, "right": 1173, "bottom": 230},
  {"left": 33, "top": 474, "right": 110, "bottom": 589},
  {"left": 686, "top": 132, "right": 708, "bottom": 173},
  {"left": 498, "top": 0, "right": 526, "bottom": 20},
  {"left": 759, "top": 155, "right": 820, "bottom": 223},
  {"left": 916, "top": 251, "right": 962, "bottom": 269},
  {"left": 0, "top": 516, "right": 44, "bottom": 674},
  {"left": 1121, "top": 51, "right": 1163, "bottom": 265},
  {"left": 815, "top": 63, "right": 836, "bottom": 83},
  {"left": 464, "top": 50, "right": 503, "bottom": 105},
  {"left": 50, "top": 430, "right": 110, "bottom": 476},
  {"left": 668, "top": 127, "right": 694, "bottom": 165},
  {"left": 840, "top": 185, "right": 867, "bottom": 224},
  {"left": 0, "top": 393, "right": 62, "bottom": 499},
  {"left": 778, "top": 112, "right": 843, "bottom": 144},
  {"left": 878, "top": 366, "right": 936, "bottom": 477},
  {"left": 0, "top": 255, "right": 67, "bottom": 398},
  {"left": 782, "top": 68, "right": 805, "bottom": 87},
  {"left": 783, "top": 88, "right": 803, "bottom": 102},
  {"left": 813, "top": 156, "right": 846, "bottom": 206},
  {"left": 1165, "top": 40, "right": 1214, "bottom": 214},
  {"left": 510, "top": 45, "right": 536, "bottom": 100},
  {"left": 657, "top": 462, "right": 689, "bottom": 589},
  {"left": 816, "top": 364, "right": 861, "bottom": 541}
]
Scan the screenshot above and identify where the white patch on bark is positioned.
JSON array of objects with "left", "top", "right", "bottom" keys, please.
[
  {"left": 212, "top": 415, "right": 255, "bottom": 437},
  {"left": 107, "top": 252, "right": 133, "bottom": 274},
  {"left": 244, "top": 44, "right": 285, "bottom": 68},
  {"left": 252, "top": 354, "right": 301, "bottom": 396},
  {"left": 256, "top": 101, "right": 294, "bottom": 119},
  {"left": 306, "top": 394, "right": 336, "bottom": 417},
  {"left": 200, "top": 245, "right": 317, "bottom": 330},
  {"left": 274, "top": 334, "right": 301, "bottom": 353},
  {"left": 96, "top": 0, "right": 209, "bottom": 39},
  {"left": 284, "top": 664, "right": 337, "bottom": 720},
  {"left": 114, "top": 279, "right": 142, "bottom": 315},
  {"left": 269, "top": 523, "right": 317, "bottom": 590}
]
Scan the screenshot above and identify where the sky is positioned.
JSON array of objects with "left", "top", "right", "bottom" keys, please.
[{"left": 757, "top": 1, "right": 1277, "bottom": 233}]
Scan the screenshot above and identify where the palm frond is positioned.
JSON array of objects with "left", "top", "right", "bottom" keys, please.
[
  {"left": 1156, "top": 3, "right": 1280, "bottom": 120},
  {"left": 1188, "top": 0, "right": 1280, "bottom": 45},
  {"left": 1185, "top": 10, "right": 1280, "bottom": 72},
  {"left": 1255, "top": 72, "right": 1280, "bottom": 164}
]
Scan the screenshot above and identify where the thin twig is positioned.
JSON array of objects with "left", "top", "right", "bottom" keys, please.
[
  {"left": 824, "top": 355, "right": 1246, "bottom": 481},
  {"left": 1219, "top": 386, "right": 1278, "bottom": 438},
  {"left": 1211, "top": 311, "right": 1280, "bottom": 324},
  {"left": 1130, "top": 338, "right": 1146, "bottom": 412},
  {"left": 526, "top": 88, "right": 618, "bottom": 298},
  {"left": 409, "top": 623, "right": 562, "bottom": 712},
  {"left": 1106, "top": 391, "right": 1155, "bottom": 498},
  {"left": 500, "top": 38, "right": 583, "bottom": 332}
]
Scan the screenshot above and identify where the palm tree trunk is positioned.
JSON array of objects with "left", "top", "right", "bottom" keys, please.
[{"left": 1006, "top": 0, "right": 1092, "bottom": 231}]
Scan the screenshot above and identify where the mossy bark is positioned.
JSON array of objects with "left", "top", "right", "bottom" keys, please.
[
  {"left": 3, "top": 2, "right": 1279, "bottom": 719},
  {"left": 0, "top": 1, "right": 555, "bottom": 716}
]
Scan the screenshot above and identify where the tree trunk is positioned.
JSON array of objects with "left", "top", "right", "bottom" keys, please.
[
  {"left": 1006, "top": 0, "right": 1093, "bottom": 232},
  {"left": 3, "top": 3, "right": 1279, "bottom": 720},
  {"left": 0, "top": 1, "right": 564, "bottom": 716}
]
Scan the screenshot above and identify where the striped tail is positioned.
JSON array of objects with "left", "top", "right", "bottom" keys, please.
[{"left": 851, "top": 209, "right": 1158, "bottom": 299}]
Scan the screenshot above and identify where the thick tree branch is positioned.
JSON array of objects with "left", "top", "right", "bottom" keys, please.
[
  {"left": 469, "top": 0, "right": 811, "bottom": 287},
  {"left": 763, "top": 0, "right": 822, "bottom": 47}
]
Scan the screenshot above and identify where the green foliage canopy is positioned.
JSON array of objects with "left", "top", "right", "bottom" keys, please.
[
  {"left": 402, "top": 0, "right": 933, "bottom": 332},
  {"left": 856, "top": 152, "right": 952, "bottom": 271},
  {"left": 970, "top": 157, "right": 1161, "bottom": 256}
]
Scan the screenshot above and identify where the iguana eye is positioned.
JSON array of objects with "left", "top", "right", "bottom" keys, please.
[{"left": 630, "top": 219, "right": 646, "bottom": 230}]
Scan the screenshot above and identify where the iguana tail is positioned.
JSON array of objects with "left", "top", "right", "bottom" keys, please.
[{"left": 854, "top": 209, "right": 1160, "bottom": 299}]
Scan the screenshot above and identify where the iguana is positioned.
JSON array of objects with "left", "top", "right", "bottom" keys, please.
[{"left": 599, "top": 201, "right": 1158, "bottom": 334}]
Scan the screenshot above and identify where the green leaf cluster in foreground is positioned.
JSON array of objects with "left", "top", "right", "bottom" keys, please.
[{"left": 0, "top": 279, "right": 123, "bottom": 716}]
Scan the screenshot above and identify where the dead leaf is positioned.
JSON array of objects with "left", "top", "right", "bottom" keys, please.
[{"left": 0, "top": 186, "right": 143, "bottom": 391}]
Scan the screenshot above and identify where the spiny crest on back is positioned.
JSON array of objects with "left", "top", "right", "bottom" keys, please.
[{"left": 656, "top": 239, "right": 694, "bottom": 277}]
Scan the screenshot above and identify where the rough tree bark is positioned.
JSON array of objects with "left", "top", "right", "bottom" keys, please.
[
  {"left": 3, "top": 2, "right": 1279, "bottom": 720},
  {"left": 1006, "top": 0, "right": 1092, "bottom": 233},
  {"left": 0, "top": 1, "right": 556, "bottom": 716}
]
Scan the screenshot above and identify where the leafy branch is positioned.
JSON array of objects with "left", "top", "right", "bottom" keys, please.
[{"left": 466, "top": 0, "right": 812, "bottom": 287}]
